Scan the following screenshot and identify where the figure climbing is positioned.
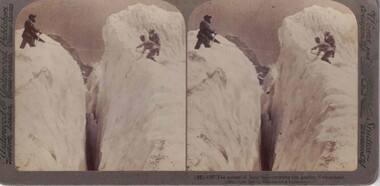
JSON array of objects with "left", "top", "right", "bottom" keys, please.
[
  {"left": 136, "top": 35, "right": 159, "bottom": 62},
  {"left": 148, "top": 29, "right": 160, "bottom": 55},
  {"left": 20, "top": 14, "right": 45, "bottom": 49},
  {"left": 311, "top": 37, "right": 334, "bottom": 64},
  {"left": 194, "top": 15, "right": 220, "bottom": 49},
  {"left": 324, "top": 31, "right": 336, "bottom": 57}
]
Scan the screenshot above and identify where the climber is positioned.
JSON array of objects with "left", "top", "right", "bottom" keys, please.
[
  {"left": 194, "top": 15, "right": 220, "bottom": 49},
  {"left": 148, "top": 29, "right": 160, "bottom": 56},
  {"left": 20, "top": 14, "right": 45, "bottom": 49},
  {"left": 136, "top": 35, "right": 159, "bottom": 62},
  {"left": 324, "top": 31, "right": 336, "bottom": 57},
  {"left": 311, "top": 37, "right": 334, "bottom": 64}
]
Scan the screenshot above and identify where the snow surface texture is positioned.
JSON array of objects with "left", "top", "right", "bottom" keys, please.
[
  {"left": 187, "top": 31, "right": 261, "bottom": 171},
  {"left": 92, "top": 4, "right": 186, "bottom": 170},
  {"left": 271, "top": 6, "right": 358, "bottom": 171},
  {"left": 15, "top": 31, "right": 87, "bottom": 170}
]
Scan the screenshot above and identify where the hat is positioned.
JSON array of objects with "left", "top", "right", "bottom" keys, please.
[
  {"left": 204, "top": 15, "right": 212, "bottom": 20},
  {"left": 28, "top": 14, "right": 37, "bottom": 19}
]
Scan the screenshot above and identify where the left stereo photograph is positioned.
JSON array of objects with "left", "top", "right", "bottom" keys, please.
[{"left": 15, "top": 0, "right": 186, "bottom": 171}]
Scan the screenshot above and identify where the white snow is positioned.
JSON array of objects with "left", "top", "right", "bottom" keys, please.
[
  {"left": 271, "top": 6, "right": 358, "bottom": 171},
  {"left": 187, "top": 31, "right": 261, "bottom": 171},
  {"left": 92, "top": 4, "right": 186, "bottom": 170},
  {"left": 15, "top": 31, "right": 87, "bottom": 170}
]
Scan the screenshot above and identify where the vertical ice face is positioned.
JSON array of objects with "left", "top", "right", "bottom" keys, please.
[
  {"left": 15, "top": 31, "right": 87, "bottom": 170},
  {"left": 271, "top": 6, "right": 358, "bottom": 171},
  {"left": 187, "top": 31, "right": 261, "bottom": 171},
  {"left": 93, "top": 4, "right": 186, "bottom": 170}
]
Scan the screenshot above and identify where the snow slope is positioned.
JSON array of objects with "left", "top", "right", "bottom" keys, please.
[
  {"left": 92, "top": 4, "right": 186, "bottom": 170},
  {"left": 271, "top": 6, "right": 358, "bottom": 171},
  {"left": 15, "top": 31, "right": 87, "bottom": 170},
  {"left": 187, "top": 31, "right": 261, "bottom": 171}
]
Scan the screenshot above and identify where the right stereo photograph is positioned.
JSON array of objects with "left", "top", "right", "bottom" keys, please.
[{"left": 186, "top": 0, "right": 358, "bottom": 171}]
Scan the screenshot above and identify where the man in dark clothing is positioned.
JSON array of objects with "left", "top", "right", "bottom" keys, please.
[
  {"left": 311, "top": 37, "right": 334, "bottom": 64},
  {"left": 148, "top": 29, "right": 160, "bottom": 55},
  {"left": 20, "top": 14, "right": 45, "bottom": 49},
  {"left": 194, "top": 15, "right": 220, "bottom": 49},
  {"left": 136, "top": 35, "right": 159, "bottom": 62},
  {"left": 324, "top": 31, "right": 336, "bottom": 57}
]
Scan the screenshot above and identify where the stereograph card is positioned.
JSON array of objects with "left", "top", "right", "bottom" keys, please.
[{"left": 0, "top": 0, "right": 378, "bottom": 185}]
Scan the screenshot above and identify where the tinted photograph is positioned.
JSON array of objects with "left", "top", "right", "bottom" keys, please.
[{"left": 186, "top": 0, "right": 357, "bottom": 171}]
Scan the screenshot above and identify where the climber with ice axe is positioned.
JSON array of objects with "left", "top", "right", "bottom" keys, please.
[
  {"left": 136, "top": 35, "right": 159, "bottom": 62},
  {"left": 311, "top": 37, "right": 334, "bottom": 64},
  {"left": 194, "top": 15, "right": 220, "bottom": 49},
  {"left": 20, "top": 14, "right": 45, "bottom": 49}
]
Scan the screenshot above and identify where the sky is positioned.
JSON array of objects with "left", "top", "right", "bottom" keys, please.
[
  {"left": 16, "top": 0, "right": 180, "bottom": 63},
  {"left": 187, "top": 0, "right": 355, "bottom": 65}
]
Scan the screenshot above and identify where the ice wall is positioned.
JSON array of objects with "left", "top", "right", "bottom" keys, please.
[
  {"left": 271, "top": 6, "right": 358, "bottom": 171},
  {"left": 93, "top": 4, "right": 186, "bottom": 170},
  {"left": 187, "top": 31, "right": 261, "bottom": 171},
  {"left": 15, "top": 31, "right": 87, "bottom": 170}
]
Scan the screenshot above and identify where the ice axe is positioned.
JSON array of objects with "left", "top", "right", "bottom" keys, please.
[
  {"left": 210, "top": 33, "right": 217, "bottom": 47},
  {"left": 310, "top": 50, "right": 319, "bottom": 55},
  {"left": 135, "top": 48, "right": 144, "bottom": 54},
  {"left": 35, "top": 33, "right": 41, "bottom": 46}
]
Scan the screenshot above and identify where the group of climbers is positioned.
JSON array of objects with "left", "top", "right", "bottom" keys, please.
[
  {"left": 20, "top": 13, "right": 337, "bottom": 64},
  {"left": 311, "top": 31, "right": 336, "bottom": 64},
  {"left": 136, "top": 29, "right": 161, "bottom": 62},
  {"left": 193, "top": 14, "right": 337, "bottom": 64},
  {"left": 20, "top": 13, "right": 162, "bottom": 62}
]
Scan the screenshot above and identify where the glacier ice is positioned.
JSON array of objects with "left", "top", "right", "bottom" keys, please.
[
  {"left": 91, "top": 4, "right": 186, "bottom": 170},
  {"left": 15, "top": 31, "right": 87, "bottom": 170},
  {"left": 271, "top": 6, "right": 358, "bottom": 171}
]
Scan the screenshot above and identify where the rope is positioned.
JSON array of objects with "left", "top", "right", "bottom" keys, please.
[
  {"left": 42, "top": 40, "right": 148, "bottom": 53},
  {"left": 42, "top": 41, "right": 116, "bottom": 52},
  {"left": 206, "top": 33, "right": 279, "bottom": 54},
  {"left": 39, "top": 34, "right": 280, "bottom": 54},
  {"left": 218, "top": 42, "right": 280, "bottom": 54}
]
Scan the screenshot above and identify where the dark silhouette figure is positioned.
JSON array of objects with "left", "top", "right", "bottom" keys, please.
[
  {"left": 20, "top": 14, "right": 45, "bottom": 49},
  {"left": 194, "top": 15, "right": 220, "bottom": 49},
  {"left": 324, "top": 31, "right": 336, "bottom": 58},
  {"left": 148, "top": 29, "right": 160, "bottom": 56},
  {"left": 136, "top": 35, "right": 159, "bottom": 62},
  {"left": 311, "top": 37, "right": 334, "bottom": 64}
]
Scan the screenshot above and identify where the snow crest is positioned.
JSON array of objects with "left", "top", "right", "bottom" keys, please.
[
  {"left": 271, "top": 6, "right": 358, "bottom": 171},
  {"left": 15, "top": 31, "right": 87, "bottom": 170},
  {"left": 93, "top": 4, "right": 186, "bottom": 170},
  {"left": 187, "top": 31, "right": 261, "bottom": 171}
]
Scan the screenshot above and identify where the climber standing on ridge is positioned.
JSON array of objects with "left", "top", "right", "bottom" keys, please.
[
  {"left": 20, "top": 14, "right": 45, "bottom": 49},
  {"left": 148, "top": 29, "right": 160, "bottom": 56},
  {"left": 324, "top": 31, "right": 336, "bottom": 57},
  {"left": 194, "top": 15, "right": 220, "bottom": 49},
  {"left": 311, "top": 37, "right": 334, "bottom": 64},
  {"left": 136, "top": 35, "right": 159, "bottom": 62}
]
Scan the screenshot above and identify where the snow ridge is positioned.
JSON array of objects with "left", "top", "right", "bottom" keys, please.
[
  {"left": 93, "top": 4, "right": 186, "bottom": 170},
  {"left": 187, "top": 31, "right": 261, "bottom": 171},
  {"left": 15, "top": 31, "right": 87, "bottom": 170}
]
